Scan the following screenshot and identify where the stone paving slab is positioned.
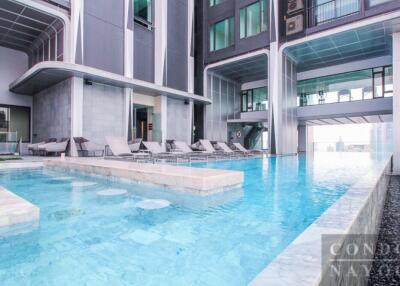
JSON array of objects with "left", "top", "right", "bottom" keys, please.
[{"left": 0, "top": 187, "right": 40, "bottom": 227}]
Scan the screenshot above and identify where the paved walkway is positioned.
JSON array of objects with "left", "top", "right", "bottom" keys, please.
[{"left": 369, "top": 176, "right": 400, "bottom": 285}]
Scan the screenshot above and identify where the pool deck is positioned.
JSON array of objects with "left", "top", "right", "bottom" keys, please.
[
  {"left": 0, "top": 187, "right": 39, "bottom": 227},
  {"left": 44, "top": 158, "right": 244, "bottom": 195}
]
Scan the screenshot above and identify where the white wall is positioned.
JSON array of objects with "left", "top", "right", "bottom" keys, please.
[
  {"left": 0, "top": 47, "right": 31, "bottom": 107},
  {"left": 297, "top": 56, "right": 392, "bottom": 81},
  {"left": 241, "top": 79, "right": 268, "bottom": 90}
]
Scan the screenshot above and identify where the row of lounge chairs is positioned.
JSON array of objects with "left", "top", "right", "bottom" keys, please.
[
  {"left": 27, "top": 138, "right": 69, "bottom": 156},
  {"left": 105, "top": 137, "right": 264, "bottom": 163}
]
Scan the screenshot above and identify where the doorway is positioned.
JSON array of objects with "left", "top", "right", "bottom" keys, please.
[{"left": 136, "top": 108, "right": 148, "bottom": 141}]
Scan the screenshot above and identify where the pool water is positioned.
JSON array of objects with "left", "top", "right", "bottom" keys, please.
[{"left": 0, "top": 152, "right": 389, "bottom": 285}]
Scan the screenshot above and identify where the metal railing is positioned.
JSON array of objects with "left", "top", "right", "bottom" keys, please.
[{"left": 307, "top": 0, "right": 361, "bottom": 27}]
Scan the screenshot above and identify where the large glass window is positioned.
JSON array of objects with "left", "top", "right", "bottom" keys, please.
[
  {"left": 241, "top": 87, "right": 268, "bottom": 112},
  {"left": 297, "top": 66, "right": 393, "bottom": 106},
  {"left": 209, "top": 17, "right": 234, "bottom": 51},
  {"left": 240, "top": 0, "right": 267, "bottom": 39},
  {"left": 313, "top": 0, "right": 360, "bottom": 26},
  {"left": 209, "top": 0, "right": 225, "bottom": 7},
  {"left": 369, "top": 0, "right": 394, "bottom": 7},
  {"left": 134, "top": 0, "right": 152, "bottom": 27},
  {"left": 0, "top": 105, "right": 30, "bottom": 142}
]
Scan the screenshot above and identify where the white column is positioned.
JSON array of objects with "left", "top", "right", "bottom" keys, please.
[
  {"left": 70, "top": 0, "right": 84, "bottom": 63},
  {"left": 161, "top": 96, "right": 168, "bottom": 151},
  {"left": 187, "top": 0, "right": 195, "bottom": 93},
  {"left": 70, "top": 77, "right": 83, "bottom": 157},
  {"left": 124, "top": 0, "right": 134, "bottom": 78},
  {"left": 154, "top": 0, "right": 168, "bottom": 86},
  {"left": 393, "top": 33, "right": 400, "bottom": 173}
]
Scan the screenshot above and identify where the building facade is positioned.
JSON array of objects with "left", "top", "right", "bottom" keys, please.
[{"left": 0, "top": 0, "right": 399, "bottom": 167}]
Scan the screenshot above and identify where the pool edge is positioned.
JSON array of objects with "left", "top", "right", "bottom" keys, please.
[{"left": 249, "top": 157, "right": 391, "bottom": 286}]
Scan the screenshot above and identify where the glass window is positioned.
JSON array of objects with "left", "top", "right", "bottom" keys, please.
[
  {"left": 240, "top": 0, "right": 267, "bottom": 39},
  {"left": 384, "top": 66, "right": 393, "bottom": 97},
  {"left": 209, "top": 0, "right": 225, "bottom": 7},
  {"left": 369, "top": 0, "right": 393, "bottom": 7},
  {"left": 297, "top": 66, "right": 393, "bottom": 106},
  {"left": 0, "top": 106, "right": 30, "bottom": 143},
  {"left": 241, "top": 87, "right": 268, "bottom": 112},
  {"left": 134, "top": 0, "right": 152, "bottom": 26},
  {"left": 314, "top": 0, "right": 359, "bottom": 26},
  {"left": 209, "top": 17, "right": 234, "bottom": 51}
]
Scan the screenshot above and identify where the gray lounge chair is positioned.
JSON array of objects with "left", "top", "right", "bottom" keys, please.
[
  {"left": 216, "top": 142, "right": 246, "bottom": 158},
  {"left": 105, "top": 136, "right": 149, "bottom": 162},
  {"left": 74, "top": 137, "right": 105, "bottom": 157},
  {"left": 142, "top": 141, "right": 189, "bottom": 163},
  {"left": 38, "top": 138, "right": 69, "bottom": 156},
  {"left": 172, "top": 141, "right": 212, "bottom": 161},
  {"left": 232, "top": 142, "right": 263, "bottom": 155},
  {"left": 199, "top": 139, "right": 227, "bottom": 159},
  {"left": 28, "top": 138, "right": 56, "bottom": 155}
]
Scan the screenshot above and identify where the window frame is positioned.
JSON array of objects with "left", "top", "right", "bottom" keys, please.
[
  {"left": 240, "top": 0, "right": 267, "bottom": 39},
  {"left": 0, "top": 104, "right": 31, "bottom": 143},
  {"left": 134, "top": 0, "right": 153, "bottom": 29},
  {"left": 209, "top": 17, "right": 234, "bottom": 52},
  {"left": 209, "top": 0, "right": 225, "bottom": 7}
]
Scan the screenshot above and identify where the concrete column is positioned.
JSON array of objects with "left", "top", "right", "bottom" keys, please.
[
  {"left": 161, "top": 96, "right": 168, "bottom": 150},
  {"left": 187, "top": 0, "right": 195, "bottom": 93},
  {"left": 124, "top": 0, "right": 134, "bottom": 78},
  {"left": 123, "top": 89, "right": 131, "bottom": 141},
  {"left": 154, "top": 0, "right": 168, "bottom": 86},
  {"left": 393, "top": 33, "right": 400, "bottom": 173},
  {"left": 298, "top": 125, "right": 314, "bottom": 153},
  {"left": 70, "top": 0, "right": 84, "bottom": 63},
  {"left": 70, "top": 77, "right": 83, "bottom": 157}
]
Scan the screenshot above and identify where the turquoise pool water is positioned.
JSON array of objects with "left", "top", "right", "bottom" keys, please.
[{"left": 0, "top": 153, "right": 389, "bottom": 285}]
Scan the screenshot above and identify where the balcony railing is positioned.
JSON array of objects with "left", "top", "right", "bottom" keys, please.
[{"left": 308, "top": 0, "right": 361, "bottom": 27}]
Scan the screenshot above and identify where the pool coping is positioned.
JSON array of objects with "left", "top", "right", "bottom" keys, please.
[
  {"left": 249, "top": 158, "right": 391, "bottom": 286},
  {"left": 0, "top": 186, "right": 40, "bottom": 227},
  {"left": 43, "top": 158, "right": 244, "bottom": 195}
]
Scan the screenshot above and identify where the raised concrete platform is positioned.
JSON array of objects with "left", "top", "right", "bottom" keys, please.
[
  {"left": 0, "top": 187, "right": 40, "bottom": 227},
  {"left": 44, "top": 158, "right": 244, "bottom": 195}
]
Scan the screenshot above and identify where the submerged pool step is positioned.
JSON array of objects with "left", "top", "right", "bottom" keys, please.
[
  {"left": 0, "top": 187, "right": 39, "bottom": 227},
  {"left": 44, "top": 158, "right": 244, "bottom": 195}
]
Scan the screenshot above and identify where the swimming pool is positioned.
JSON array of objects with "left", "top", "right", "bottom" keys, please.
[{"left": 0, "top": 152, "right": 389, "bottom": 285}]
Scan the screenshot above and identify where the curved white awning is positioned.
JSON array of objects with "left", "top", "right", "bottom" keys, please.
[{"left": 9, "top": 61, "right": 211, "bottom": 104}]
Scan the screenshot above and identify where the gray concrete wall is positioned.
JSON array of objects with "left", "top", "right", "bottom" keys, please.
[
  {"left": 167, "top": 98, "right": 192, "bottom": 143},
  {"left": 32, "top": 79, "right": 71, "bottom": 142},
  {"left": 166, "top": 0, "right": 188, "bottom": 91},
  {"left": 82, "top": 82, "right": 125, "bottom": 145},
  {"left": 0, "top": 47, "right": 31, "bottom": 107},
  {"left": 83, "top": 0, "right": 124, "bottom": 74}
]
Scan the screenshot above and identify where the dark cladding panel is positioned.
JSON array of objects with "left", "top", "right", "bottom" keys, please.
[
  {"left": 83, "top": 0, "right": 124, "bottom": 75},
  {"left": 167, "top": 0, "right": 188, "bottom": 92},
  {"left": 134, "top": 26, "right": 155, "bottom": 83}
]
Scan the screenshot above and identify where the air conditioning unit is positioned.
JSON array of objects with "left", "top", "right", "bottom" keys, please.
[
  {"left": 287, "top": 0, "right": 304, "bottom": 14},
  {"left": 286, "top": 14, "right": 304, "bottom": 36}
]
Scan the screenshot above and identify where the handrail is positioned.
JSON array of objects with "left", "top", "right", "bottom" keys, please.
[{"left": 307, "top": 0, "right": 361, "bottom": 27}]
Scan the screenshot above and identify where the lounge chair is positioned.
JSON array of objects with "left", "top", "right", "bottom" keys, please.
[
  {"left": 129, "top": 138, "right": 142, "bottom": 153},
  {"left": 38, "top": 138, "right": 69, "bottom": 156},
  {"left": 74, "top": 137, "right": 105, "bottom": 157},
  {"left": 172, "top": 141, "right": 211, "bottom": 161},
  {"left": 28, "top": 138, "right": 56, "bottom": 155},
  {"left": 142, "top": 141, "right": 189, "bottom": 163},
  {"left": 105, "top": 136, "right": 149, "bottom": 162},
  {"left": 216, "top": 142, "right": 247, "bottom": 158},
  {"left": 199, "top": 139, "right": 227, "bottom": 160},
  {"left": 232, "top": 142, "right": 264, "bottom": 155}
]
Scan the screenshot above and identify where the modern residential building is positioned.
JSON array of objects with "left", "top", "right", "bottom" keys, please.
[{"left": 0, "top": 0, "right": 399, "bottom": 167}]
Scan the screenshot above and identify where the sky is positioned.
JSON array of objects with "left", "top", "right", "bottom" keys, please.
[{"left": 313, "top": 123, "right": 371, "bottom": 144}]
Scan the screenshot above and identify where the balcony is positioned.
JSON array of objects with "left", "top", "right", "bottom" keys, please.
[{"left": 307, "top": 0, "right": 361, "bottom": 28}]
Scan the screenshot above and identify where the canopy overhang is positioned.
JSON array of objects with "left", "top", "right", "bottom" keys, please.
[{"left": 9, "top": 61, "right": 211, "bottom": 104}]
